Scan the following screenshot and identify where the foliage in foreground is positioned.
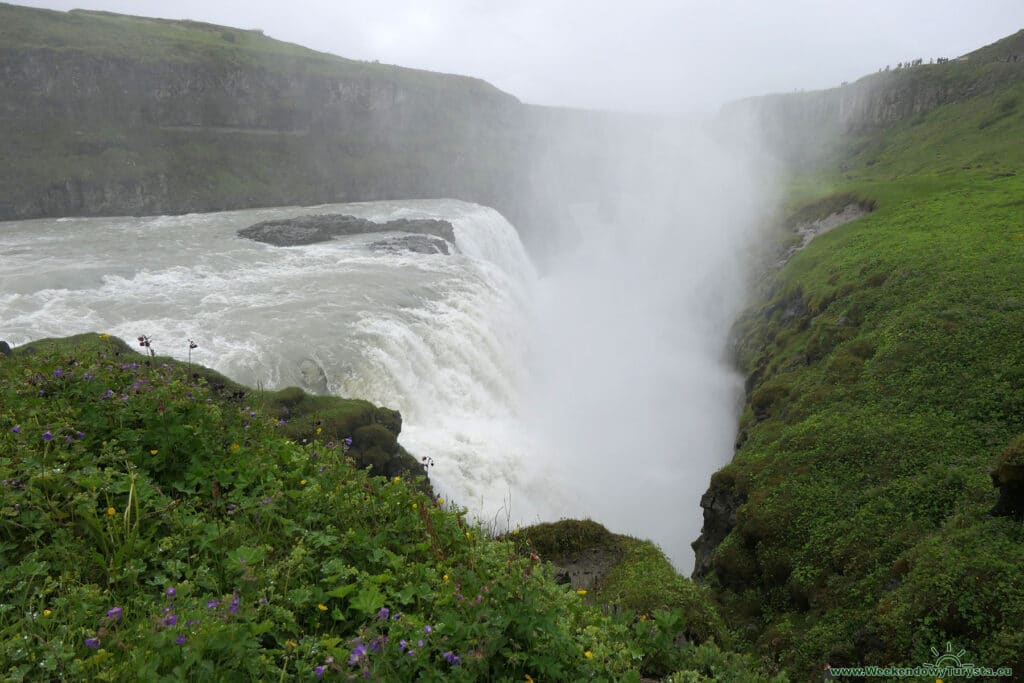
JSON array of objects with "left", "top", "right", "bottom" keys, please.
[{"left": 0, "top": 334, "right": 780, "bottom": 681}]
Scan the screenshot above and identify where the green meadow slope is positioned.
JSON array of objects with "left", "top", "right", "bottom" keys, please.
[
  {"left": 0, "top": 334, "right": 784, "bottom": 681},
  {"left": 697, "top": 38, "right": 1024, "bottom": 679}
]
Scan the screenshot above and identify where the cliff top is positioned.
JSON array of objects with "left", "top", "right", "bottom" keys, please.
[{"left": 0, "top": 2, "right": 518, "bottom": 103}]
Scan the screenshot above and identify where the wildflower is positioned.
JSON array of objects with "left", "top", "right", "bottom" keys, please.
[
  {"left": 465, "top": 532, "right": 471, "bottom": 540},
  {"left": 230, "top": 443, "right": 240, "bottom": 452},
  {"left": 525, "top": 676, "right": 535, "bottom": 683},
  {"left": 162, "top": 614, "right": 178, "bottom": 627},
  {"left": 317, "top": 604, "right": 328, "bottom": 612},
  {"left": 437, "top": 498, "right": 445, "bottom": 505},
  {"left": 165, "top": 587, "right": 176, "bottom": 598},
  {"left": 42, "top": 431, "right": 53, "bottom": 441},
  {"left": 577, "top": 589, "right": 588, "bottom": 596},
  {"left": 412, "top": 503, "right": 418, "bottom": 510},
  {"left": 344, "top": 437, "right": 353, "bottom": 447},
  {"left": 392, "top": 476, "right": 401, "bottom": 484},
  {"left": 175, "top": 635, "right": 187, "bottom": 645},
  {"left": 316, "top": 427, "right": 322, "bottom": 435},
  {"left": 106, "top": 606, "right": 122, "bottom": 621},
  {"left": 42, "top": 609, "right": 52, "bottom": 617},
  {"left": 399, "top": 639, "right": 408, "bottom": 652},
  {"left": 207, "top": 600, "right": 219, "bottom": 609},
  {"left": 150, "top": 449, "right": 158, "bottom": 455},
  {"left": 276, "top": 419, "right": 286, "bottom": 427},
  {"left": 11, "top": 426, "right": 19, "bottom": 434},
  {"left": 443, "top": 574, "right": 449, "bottom": 582},
  {"left": 348, "top": 641, "right": 367, "bottom": 666},
  {"left": 76, "top": 431, "right": 85, "bottom": 439},
  {"left": 417, "top": 640, "right": 424, "bottom": 647},
  {"left": 285, "top": 640, "right": 297, "bottom": 650},
  {"left": 300, "top": 479, "right": 307, "bottom": 486},
  {"left": 229, "top": 593, "right": 240, "bottom": 614},
  {"left": 99, "top": 333, "right": 110, "bottom": 339},
  {"left": 377, "top": 607, "right": 390, "bottom": 620},
  {"left": 584, "top": 651, "right": 594, "bottom": 659},
  {"left": 443, "top": 651, "right": 462, "bottom": 666},
  {"left": 423, "top": 625, "right": 432, "bottom": 634},
  {"left": 314, "top": 666, "right": 325, "bottom": 678},
  {"left": 85, "top": 637, "right": 100, "bottom": 650},
  {"left": 107, "top": 507, "right": 116, "bottom": 517},
  {"left": 53, "top": 369, "right": 62, "bottom": 377}
]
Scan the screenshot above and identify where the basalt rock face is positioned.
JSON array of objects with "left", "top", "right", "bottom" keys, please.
[
  {"left": 0, "top": 5, "right": 533, "bottom": 228},
  {"left": 237, "top": 214, "right": 455, "bottom": 248},
  {"left": 691, "top": 473, "right": 746, "bottom": 582}
]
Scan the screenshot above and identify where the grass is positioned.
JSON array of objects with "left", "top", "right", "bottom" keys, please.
[
  {"left": 0, "top": 333, "right": 782, "bottom": 681},
  {"left": 703, "top": 52, "right": 1024, "bottom": 679}
]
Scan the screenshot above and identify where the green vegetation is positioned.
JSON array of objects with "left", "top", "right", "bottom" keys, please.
[
  {"left": 0, "top": 334, "right": 780, "bottom": 681},
  {"left": 703, "top": 47, "right": 1024, "bottom": 679}
]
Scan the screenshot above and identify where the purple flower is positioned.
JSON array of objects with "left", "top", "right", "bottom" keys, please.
[
  {"left": 11, "top": 426, "right": 20, "bottom": 434},
  {"left": 423, "top": 625, "right": 432, "bottom": 634},
  {"left": 417, "top": 639, "right": 424, "bottom": 648},
  {"left": 76, "top": 431, "right": 85, "bottom": 439},
  {"left": 53, "top": 369, "right": 63, "bottom": 378},
  {"left": 106, "top": 606, "right": 123, "bottom": 621},
  {"left": 85, "top": 637, "right": 100, "bottom": 650},
  {"left": 314, "top": 666, "right": 325, "bottom": 678},
  {"left": 344, "top": 437, "right": 353, "bottom": 447},
  {"left": 206, "top": 600, "right": 219, "bottom": 609},
  {"left": 165, "top": 587, "right": 176, "bottom": 598},
  {"left": 162, "top": 614, "right": 177, "bottom": 627},
  {"left": 443, "top": 651, "right": 462, "bottom": 666},
  {"left": 348, "top": 641, "right": 368, "bottom": 666},
  {"left": 399, "top": 640, "right": 407, "bottom": 652},
  {"left": 42, "top": 431, "right": 53, "bottom": 441},
  {"left": 175, "top": 635, "right": 187, "bottom": 645},
  {"left": 276, "top": 419, "right": 286, "bottom": 427},
  {"left": 377, "top": 607, "right": 390, "bottom": 620},
  {"left": 84, "top": 374, "right": 94, "bottom": 380},
  {"left": 229, "top": 592, "right": 240, "bottom": 614}
]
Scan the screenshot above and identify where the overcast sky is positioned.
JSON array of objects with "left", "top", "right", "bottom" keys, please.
[{"left": 16, "top": 1, "right": 1024, "bottom": 113}]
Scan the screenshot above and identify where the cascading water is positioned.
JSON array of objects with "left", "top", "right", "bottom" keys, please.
[{"left": 1, "top": 145, "right": 770, "bottom": 571}]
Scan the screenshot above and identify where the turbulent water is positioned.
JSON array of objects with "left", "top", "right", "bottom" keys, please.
[{"left": 0, "top": 191, "right": 763, "bottom": 570}]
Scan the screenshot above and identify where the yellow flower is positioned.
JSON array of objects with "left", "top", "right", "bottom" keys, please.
[
  {"left": 42, "top": 609, "right": 52, "bottom": 617},
  {"left": 639, "top": 614, "right": 648, "bottom": 622},
  {"left": 316, "top": 427, "right": 322, "bottom": 435},
  {"left": 465, "top": 532, "right": 472, "bottom": 540},
  {"left": 512, "top": 528, "right": 519, "bottom": 536},
  {"left": 577, "top": 589, "right": 587, "bottom": 596},
  {"left": 412, "top": 503, "right": 418, "bottom": 510},
  {"left": 392, "top": 476, "right": 401, "bottom": 484},
  {"left": 230, "top": 443, "right": 240, "bottom": 452},
  {"left": 285, "top": 640, "right": 297, "bottom": 650},
  {"left": 317, "top": 604, "right": 328, "bottom": 612},
  {"left": 99, "top": 333, "right": 110, "bottom": 339},
  {"left": 107, "top": 507, "right": 116, "bottom": 516},
  {"left": 300, "top": 479, "right": 307, "bottom": 486},
  {"left": 150, "top": 449, "right": 158, "bottom": 455},
  {"left": 443, "top": 574, "right": 449, "bottom": 582},
  {"left": 525, "top": 676, "right": 534, "bottom": 683},
  {"left": 437, "top": 498, "right": 445, "bottom": 505},
  {"left": 584, "top": 650, "right": 594, "bottom": 659}
]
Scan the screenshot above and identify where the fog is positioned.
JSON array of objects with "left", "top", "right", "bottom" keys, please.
[{"left": 17, "top": 0, "right": 1024, "bottom": 112}]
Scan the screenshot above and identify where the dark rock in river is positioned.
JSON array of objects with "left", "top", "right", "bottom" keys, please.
[
  {"left": 238, "top": 213, "right": 456, "bottom": 247},
  {"left": 369, "top": 234, "right": 451, "bottom": 255}
]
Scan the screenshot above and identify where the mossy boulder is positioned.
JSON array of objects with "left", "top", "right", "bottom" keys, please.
[{"left": 991, "top": 434, "right": 1024, "bottom": 518}]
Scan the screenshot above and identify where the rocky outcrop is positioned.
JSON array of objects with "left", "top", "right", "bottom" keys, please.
[
  {"left": 237, "top": 213, "right": 455, "bottom": 247},
  {"left": 991, "top": 435, "right": 1024, "bottom": 519},
  {"left": 691, "top": 473, "right": 746, "bottom": 581},
  {"left": 370, "top": 234, "right": 451, "bottom": 255}
]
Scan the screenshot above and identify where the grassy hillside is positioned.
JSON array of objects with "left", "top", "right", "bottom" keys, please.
[
  {"left": 700, "top": 46, "right": 1024, "bottom": 679},
  {"left": 0, "top": 334, "right": 783, "bottom": 681}
]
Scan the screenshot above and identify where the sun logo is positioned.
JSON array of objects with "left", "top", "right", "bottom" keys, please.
[{"left": 929, "top": 642, "right": 971, "bottom": 668}]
